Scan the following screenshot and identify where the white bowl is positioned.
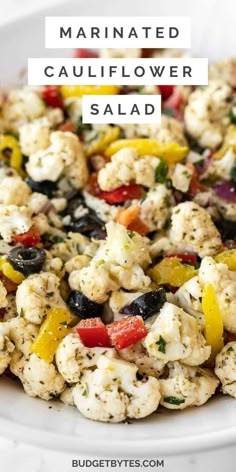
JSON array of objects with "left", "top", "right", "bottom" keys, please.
[{"left": 1, "top": 0, "right": 236, "bottom": 461}]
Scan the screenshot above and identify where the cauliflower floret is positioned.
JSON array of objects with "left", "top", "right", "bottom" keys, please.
[
  {"left": 120, "top": 115, "right": 187, "bottom": 146},
  {"left": 75, "top": 221, "right": 151, "bottom": 302},
  {"left": 83, "top": 190, "right": 121, "bottom": 223},
  {"left": 199, "top": 256, "right": 236, "bottom": 333},
  {"left": 19, "top": 117, "right": 51, "bottom": 156},
  {"left": 60, "top": 386, "right": 75, "bottom": 406},
  {"left": 209, "top": 58, "right": 236, "bottom": 88},
  {"left": 98, "top": 147, "right": 160, "bottom": 191},
  {"left": 171, "top": 163, "right": 193, "bottom": 192},
  {"left": 184, "top": 80, "right": 233, "bottom": 149},
  {"left": 175, "top": 276, "right": 204, "bottom": 326},
  {"left": 0, "top": 324, "right": 15, "bottom": 374},
  {"left": 140, "top": 184, "right": 171, "bottom": 232},
  {"left": 201, "top": 148, "right": 236, "bottom": 182},
  {"left": 27, "top": 193, "right": 49, "bottom": 215},
  {"left": 119, "top": 341, "right": 165, "bottom": 378},
  {"left": 26, "top": 131, "right": 89, "bottom": 189},
  {"left": 73, "top": 354, "right": 160, "bottom": 423},
  {"left": 0, "top": 175, "right": 31, "bottom": 206},
  {"left": 5, "top": 317, "right": 39, "bottom": 356},
  {"left": 50, "top": 232, "right": 98, "bottom": 262},
  {"left": 64, "top": 255, "right": 90, "bottom": 274},
  {"left": 0, "top": 205, "right": 32, "bottom": 242},
  {"left": 215, "top": 342, "right": 236, "bottom": 398},
  {"left": 100, "top": 48, "right": 141, "bottom": 59},
  {"left": 0, "top": 280, "right": 7, "bottom": 309},
  {"left": 3, "top": 87, "right": 46, "bottom": 131},
  {"left": 55, "top": 333, "right": 114, "bottom": 383},
  {"left": 16, "top": 272, "right": 66, "bottom": 325},
  {"left": 169, "top": 202, "right": 222, "bottom": 258},
  {"left": 1, "top": 294, "right": 17, "bottom": 321},
  {"left": 10, "top": 352, "right": 65, "bottom": 401},
  {"left": 160, "top": 361, "right": 219, "bottom": 409},
  {"left": 143, "top": 302, "right": 210, "bottom": 366}
]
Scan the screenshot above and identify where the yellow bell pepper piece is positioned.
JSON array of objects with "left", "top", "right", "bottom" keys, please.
[
  {"left": 0, "top": 135, "right": 23, "bottom": 174},
  {"left": 0, "top": 258, "right": 25, "bottom": 284},
  {"left": 149, "top": 257, "right": 197, "bottom": 287},
  {"left": 214, "top": 125, "right": 236, "bottom": 160},
  {"left": 61, "top": 85, "right": 119, "bottom": 98},
  {"left": 215, "top": 249, "right": 236, "bottom": 270},
  {"left": 202, "top": 284, "right": 224, "bottom": 358},
  {"left": 104, "top": 139, "right": 189, "bottom": 163},
  {"left": 84, "top": 126, "right": 120, "bottom": 157},
  {"left": 31, "top": 307, "right": 71, "bottom": 363}
]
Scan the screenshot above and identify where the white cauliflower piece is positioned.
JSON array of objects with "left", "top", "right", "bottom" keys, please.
[
  {"left": 0, "top": 175, "right": 31, "bottom": 206},
  {"left": 0, "top": 280, "right": 7, "bottom": 309},
  {"left": 201, "top": 148, "right": 236, "bottom": 182},
  {"left": 175, "top": 276, "right": 204, "bottom": 326},
  {"left": 184, "top": 81, "right": 233, "bottom": 149},
  {"left": 3, "top": 87, "right": 46, "bottom": 131},
  {"left": 143, "top": 302, "right": 210, "bottom": 366},
  {"left": 10, "top": 353, "right": 65, "bottom": 401},
  {"left": 27, "top": 192, "right": 49, "bottom": 215},
  {"left": 73, "top": 354, "right": 160, "bottom": 423},
  {"left": 215, "top": 342, "right": 236, "bottom": 398},
  {"left": 140, "top": 184, "right": 171, "bottom": 231},
  {"left": 83, "top": 190, "right": 121, "bottom": 223},
  {"left": 0, "top": 205, "right": 32, "bottom": 242},
  {"left": 26, "top": 131, "right": 89, "bottom": 189},
  {"left": 0, "top": 324, "right": 15, "bottom": 374},
  {"left": 98, "top": 147, "right": 160, "bottom": 191},
  {"left": 171, "top": 163, "right": 193, "bottom": 192},
  {"left": 160, "top": 361, "right": 219, "bottom": 409},
  {"left": 56, "top": 333, "right": 114, "bottom": 383},
  {"left": 64, "top": 255, "right": 90, "bottom": 274},
  {"left": 199, "top": 256, "right": 236, "bottom": 333},
  {"left": 76, "top": 221, "right": 151, "bottom": 302},
  {"left": 120, "top": 115, "right": 187, "bottom": 146},
  {"left": 1, "top": 294, "right": 17, "bottom": 321},
  {"left": 19, "top": 117, "right": 51, "bottom": 156},
  {"left": 119, "top": 341, "right": 165, "bottom": 378},
  {"left": 6, "top": 317, "right": 39, "bottom": 356},
  {"left": 16, "top": 272, "right": 66, "bottom": 325},
  {"left": 169, "top": 202, "right": 222, "bottom": 258},
  {"left": 60, "top": 387, "right": 75, "bottom": 406},
  {"left": 209, "top": 58, "right": 236, "bottom": 87}
]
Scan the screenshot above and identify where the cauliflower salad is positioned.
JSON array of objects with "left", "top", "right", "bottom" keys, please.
[{"left": 0, "top": 48, "right": 236, "bottom": 423}]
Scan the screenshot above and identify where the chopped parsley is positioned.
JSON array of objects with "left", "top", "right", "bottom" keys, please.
[
  {"left": 75, "top": 116, "right": 92, "bottom": 136},
  {"left": 156, "top": 335, "right": 166, "bottom": 354},
  {"left": 98, "top": 259, "right": 105, "bottom": 265},
  {"left": 127, "top": 230, "right": 135, "bottom": 239},
  {"left": 162, "top": 108, "right": 174, "bottom": 117},
  {"left": 227, "top": 346, "right": 234, "bottom": 353},
  {"left": 163, "top": 396, "right": 185, "bottom": 405},
  {"left": 59, "top": 321, "right": 68, "bottom": 326},
  {"left": 46, "top": 292, "right": 54, "bottom": 298},
  {"left": 155, "top": 160, "right": 168, "bottom": 183},
  {"left": 230, "top": 164, "right": 236, "bottom": 184},
  {"left": 82, "top": 389, "right": 88, "bottom": 397},
  {"left": 229, "top": 106, "right": 236, "bottom": 125},
  {"left": 19, "top": 308, "right": 25, "bottom": 318}
]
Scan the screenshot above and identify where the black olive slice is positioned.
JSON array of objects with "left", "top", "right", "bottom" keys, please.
[
  {"left": 25, "top": 178, "right": 57, "bottom": 198},
  {"left": 68, "top": 291, "right": 103, "bottom": 319},
  {"left": 8, "top": 247, "right": 46, "bottom": 276},
  {"left": 120, "top": 289, "right": 166, "bottom": 320}
]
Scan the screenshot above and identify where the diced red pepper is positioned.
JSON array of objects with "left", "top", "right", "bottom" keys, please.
[
  {"left": 58, "top": 121, "right": 75, "bottom": 133},
  {"left": 163, "top": 89, "right": 182, "bottom": 110},
  {"left": 164, "top": 253, "right": 197, "bottom": 266},
  {"left": 76, "top": 318, "right": 112, "bottom": 348},
  {"left": 0, "top": 273, "right": 18, "bottom": 293},
  {"left": 89, "top": 174, "right": 143, "bottom": 204},
  {"left": 107, "top": 316, "right": 148, "bottom": 351},
  {"left": 74, "top": 49, "right": 98, "bottom": 59},
  {"left": 42, "top": 86, "right": 64, "bottom": 109},
  {"left": 158, "top": 85, "right": 174, "bottom": 100},
  {"left": 186, "top": 163, "right": 205, "bottom": 198},
  {"left": 14, "top": 225, "right": 41, "bottom": 247}
]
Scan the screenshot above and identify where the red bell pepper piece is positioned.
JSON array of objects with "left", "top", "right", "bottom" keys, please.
[
  {"left": 42, "top": 86, "right": 64, "bottom": 109},
  {"left": 76, "top": 318, "right": 112, "bottom": 348},
  {"left": 14, "top": 225, "right": 41, "bottom": 247},
  {"left": 100, "top": 184, "right": 144, "bottom": 205},
  {"left": 74, "top": 49, "right": 98, "bottom": 59},
  {"left": 158, "top": 85, "right": 174, "bottom": 100},
  {"left": 107, "top": 316, "right": 148, "bottom": 351}
]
